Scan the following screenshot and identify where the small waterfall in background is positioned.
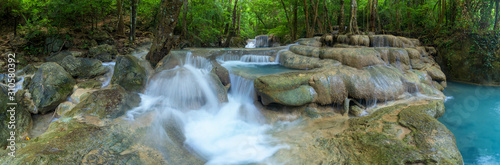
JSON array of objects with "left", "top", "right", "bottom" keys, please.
[
  {"left": 240, "top": 55, "right": 271, "bottom": 63},
  {"left": 126, "top": 53, "right": 286, "bottom": 165},
  {"left": 245, "top": 39, "right": 256, "bottom": 48},
  {"left": 101, "top": 62, "right": 116, "bottom": 88}
]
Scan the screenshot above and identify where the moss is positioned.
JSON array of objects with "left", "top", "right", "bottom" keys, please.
[
  {"left": 315, "top": 101, "right": 462, "bottom": 164},
  {"left": 76, "top": 80, "right": 102, "bottom": 89}
]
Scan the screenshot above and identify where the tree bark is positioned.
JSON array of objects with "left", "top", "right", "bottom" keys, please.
[
  {"left": 181, "top": 0, "right": 188, "bottom": 38},
  {"left": 130, "top": 0, "right": 137, "bottom": 41},
  {"left": 293, "top": 0, "right": 298, "bottom": 41},
  {"left": 280, "top": 0, "right": 294, "bottom": 39},
  {"left": 338, "top": 0, "right": 345, "bottom": 33},
  {"left": 145, "top": 0, "right": 185, "bottom": 67},
  {"left": 117, "top": 0, "right": 125, "bottom": 35},
  {"left": 347, "top": 0, "right": 360, "bottom": 34},
  {"left": 324, "top": 0, "right": 333, "bottom": 33},
  {"left": 310, "top": 0, "right": 320, "bottom": 35},
  {"left": 304, "top": 0, "right": 311, "bottom": 37},
  {"left": 369, "top": 0, "right": 377, "bottom": 32},
  {"left": 237, "top": 3, "right": 241, "bottom": 36},
  {"left": 223, "top": 0, "right": 239, "bottom": 47}
]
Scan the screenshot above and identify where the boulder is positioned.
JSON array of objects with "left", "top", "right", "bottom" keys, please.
[
  {"left": 426, "top": 65, "right": 447, "bottom": 81},
  {"left": 76, "top": 80, "right": 102, "bottom": 89},
  {"left": 29, "top": 62, "right": 76, "bottom": 114},
  {"left": 111, "top": 55, "right": 147, "bottom": 92},
  {"left": 63, "top": 85, "right": 140, "bottom": 119},
  {"left": 55, "top": 101, "right": 76, "bottom": 116},
  {"left": 321, "top": 48, "right": 386, "bottom": 69},
  {"left": 88, "top": 44, "right": 118, "bottom": 62},
  {"left": 57, "top": 56, "right": 108, "bottom": 78},
  {"left": 0, "top": 87, "right": 32, "bottom": 148},
  {"left": 211, "top": 61, "right": 230, "bottom": 86},
  {"left": 279, "top": 51, "right": 323, "bottom": 69},
  {"left": 313, "top": 101, "right": 462, "bottom": 164},
  {"left": 92, "top": 30, "right": 115, "bottom": 45}
]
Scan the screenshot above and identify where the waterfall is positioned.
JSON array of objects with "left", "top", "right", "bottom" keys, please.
[
  {"left": 245, "top": 39, "right": 256, "bottom": 48},
  {"left": 255, "top": 35, "right": 269, "bottom": 48},
  {"left": 101, "top": 62, "right": 116, "bottom": 88},
  {"left": 126, "top": 53, "right": 286, "bottom": 164},
  {"left": 240, "top": 55, "right": 271, "bottom": 63}
]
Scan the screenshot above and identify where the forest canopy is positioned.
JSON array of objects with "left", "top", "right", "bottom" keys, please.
[{"left": 1, "top": 0, "right": 498, "bottom": 47}]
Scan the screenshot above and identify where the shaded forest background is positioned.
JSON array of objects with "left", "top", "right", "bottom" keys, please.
[{"left": 0, "top": 0, "right": 499, "bottom": 83}]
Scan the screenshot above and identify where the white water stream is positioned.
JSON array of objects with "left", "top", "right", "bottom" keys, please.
[{"left": 126, "top": 53, "right": 287, "bottom": 164}]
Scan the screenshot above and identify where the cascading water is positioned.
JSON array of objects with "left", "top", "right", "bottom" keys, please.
[
  {"left": 245, "top": 39, "right": 256, "bottom": 48},
  {"left": 240, "top": 55, "right": 271, "bottom": 63},
  {"left": 101, "top": 62, "right": 116, "bottom": 88},
  {"left": 126, "top": 53, "right": 286, "bottom": 164}
]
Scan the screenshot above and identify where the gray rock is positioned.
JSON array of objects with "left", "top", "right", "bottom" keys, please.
[
  {"left": 28, "top": 62, "right": 76, "bottom": 114},
  {"left": 57, "top": 56, "right": 108, "bottom": 78},
  {"left": 111, "top": 55, "right": 147, "bottom": 92},
  {"left": 88, "top": 44, "right": 118, "bottom": 62}
]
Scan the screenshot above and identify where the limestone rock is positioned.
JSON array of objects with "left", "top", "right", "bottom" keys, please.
[{"left": 29, "top": 62, "right": 76, "bottom": 114}]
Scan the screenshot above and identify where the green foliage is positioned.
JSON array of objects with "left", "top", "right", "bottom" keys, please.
[{"left": 469, "top": 32, "right": 499, "bottom": 69}]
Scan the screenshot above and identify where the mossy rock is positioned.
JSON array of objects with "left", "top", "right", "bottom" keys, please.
[
  {"left": 57, "top": 56, "right": 108, "bottom": 79},
  {"left": 28, "top": 62, "right": 76, "bottom": 114},
  {"left": 111, "top": 55, "right": 147, "bottom": 92},
  {"left": 76, "top": 80, "right": 102, "bottom": 89},
  {"left": 316, "top": 100, "right": 462, "bottom": 164},
  {"left": 63, "top": 85, "right": 140, "bottom": 119},
  {"left": 0, "top": 88, "right": 32, "bottom": 148}
]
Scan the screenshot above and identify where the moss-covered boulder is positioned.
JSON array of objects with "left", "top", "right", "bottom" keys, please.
[
  {"left": 0, "top": 88, "right": 32, "bottom": 148},
  {"left": 111, "top": 55, "right": 147, "bottom": 92},
  {"left": 29, "top": 62, "right": 76, "bottom": 114},
  {"left": 274, "top": 100, "right": 462, "bottom": 164},
  {"left": 63, "top": 85, "right": 140, "bottom": 119},
  {"left": 76, "top": 80, "right": 102, "bottom": 89},
  {"left": 88, "top": 44, "right": 118, "bottom": 62},
  {"left": 57, "top": 56, "right": 108, "bottom": 78}
]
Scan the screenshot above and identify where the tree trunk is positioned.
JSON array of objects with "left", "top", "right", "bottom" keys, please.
[
  {"left": 145, "top": 0, "right": 184, "bottom": 67},
  {"left": 293, "top": 0, "right": 298, "bottom": 41},
  {"left": 130, "top": 0, "right": 137, "bottom": 42},
  {"left": 369, "top": 0, "right": 377, "bottom": 32},
  {"left": 117, "top": 0, "right": 125, "bottom": 35},
  {"left": 181, "top": 0, "right": 188, "bottom": 38},
  {"left": 310, "top": 0, "right": 320, "bottom": 35},
  {"left": 324, "top": 0, "right": 333, "bottom": 33},
  {"left": 304, "top": 0, "right": 311, "bottom": 37},
  {"left": 495, "top": 0, "right": 500, "bottom": 30},
  {"left": 280, "top": 0, "right": 294, "bottom": 39},
  {"left": 223, "top": 0, "right": 239, "bottom": 47},
  {"left": 347, "top": 0, "right": 360, "bottom": 34},
  {"left": 237, "top": 4, "right": 241, "bottom": 36},
  {"left": 338, "top": 0, "right": 345, "bottom": 33}
]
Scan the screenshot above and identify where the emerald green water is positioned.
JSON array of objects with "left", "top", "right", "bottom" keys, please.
[{"left": 439, "top": 82, "right": 500, "bottom": 165}]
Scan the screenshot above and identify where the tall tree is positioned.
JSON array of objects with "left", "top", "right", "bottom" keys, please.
[
  {"left": 130, "top": 0, "right": 137, "bottom": 41},
  {"left": 338, "top": 0, "right": 345, "bottom": 33},
  {"left": 304, "top": 0, "right": 311, "bottom": 37},
  {"left": 223, "top": 0, "right": 239, "bottom": 47},
  {"left": 293, "top": 0, "right": 298, "bottom": 41},
  {"left": 117, "top": 0, "right": 125, "bottom": 35},
  {"left": 324, "top": 0, "right": 333, "bottom": 33},
  {"left": 146, "top": 0, "right": 185, "bottom": 67},
  {"left": 369, "top": 0, "right": 378, "bottom": 32},
  {"left": 181, "top": 0, "right": 189, "bottom": 38},
  {"left": 347, "top": 0, "right": 360, "bottom": 34},
  {"left": 280, "top": 0, "right": 294, "bottom": 40}
]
